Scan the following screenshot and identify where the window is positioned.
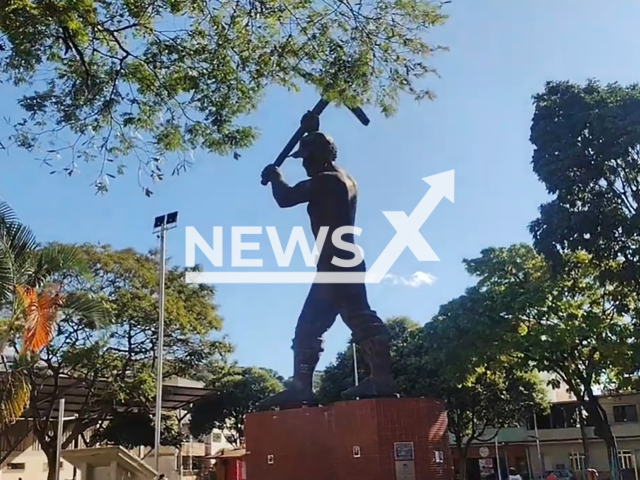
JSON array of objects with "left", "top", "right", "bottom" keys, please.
[
  {"left": 7, "top": 462, "right": 25, "bottom": 470},
  {"left": 618, "top": 450, "right": 634, "bottom": 470},
  {"left": 211, "top": 432, "right": 223, "bottom": 443},
  {"left": 570, "top": 452, "right": 586, "bottom": 471},
  {"left": 613, "top": 405, "right": 638, "bottom": 423}
]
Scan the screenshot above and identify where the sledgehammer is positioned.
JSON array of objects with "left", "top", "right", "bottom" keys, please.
[{"left": 260, "top": 98, "right": 370, "bottom": 186}]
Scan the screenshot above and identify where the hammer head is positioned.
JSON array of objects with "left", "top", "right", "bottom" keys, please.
[{"left": 348, "top": 106, "right": 370, "bottom": 126}]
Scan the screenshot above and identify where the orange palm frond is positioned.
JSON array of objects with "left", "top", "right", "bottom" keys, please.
[{"left": 16, "top": 285, "right": 64, "bottom": 353}]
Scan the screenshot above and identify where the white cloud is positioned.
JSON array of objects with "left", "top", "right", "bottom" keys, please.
[{"left": 382, "top": 271, "right": 437, "bottom": 288}]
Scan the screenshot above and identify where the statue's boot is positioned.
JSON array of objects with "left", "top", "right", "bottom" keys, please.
[
  {"left": 257, "top": 349, "right": 319, "bottom": 410},
  {"left": 341, "top": 334, "right": 397, "bottom": 400}
]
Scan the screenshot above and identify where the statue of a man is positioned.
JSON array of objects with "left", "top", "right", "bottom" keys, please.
[{"left": 258, "top": 112, "right": 396, "bottom": 408}]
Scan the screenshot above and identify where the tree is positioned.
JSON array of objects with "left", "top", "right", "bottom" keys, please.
[
  {"left": 421, "top": 294, "right": 548, "bottom": 480},
  {"left": 529, "top": 80, "right": 640, "bottom": 284},
  {"left": 0, "top": 201, "right": 106, "bottom": 432},
  {"left": 0, "top": 0, "right": 448, "bottom": 194},
  {"left": 188, "top": 366, "right": 283, "bottom": 446},
  {"left": 464, "top": 243, "right": 638, "bottom": 476},
  {"left": 5, "top": 243, "right": 232, "bottom": 480},
  {"left": 90, "top": 411, "right": 186, "bottom": 449}
]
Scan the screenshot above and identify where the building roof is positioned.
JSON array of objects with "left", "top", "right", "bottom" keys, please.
[
  {"left": 208, "top": 448, "right": 247, "bottom": 459},
  {"left": 1, "top": 372, "right": 212, "bottom": 418}
]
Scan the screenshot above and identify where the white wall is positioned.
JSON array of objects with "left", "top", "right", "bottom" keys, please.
[{"left": 1, "top": 448, "right": 75, "bottom": 480}]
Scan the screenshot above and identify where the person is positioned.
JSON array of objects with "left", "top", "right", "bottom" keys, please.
[
  {"left": 509, "top": 467, "right": 523, "bottom": 480},
  {"left": 546, "top": 471, "right": 557, "bottom": 480},
  {"left": 586, "top": 469, "right": 598, "bottom": 480},
  {"left": 258, "top": 111, "right": 396, "bottom": 408}
]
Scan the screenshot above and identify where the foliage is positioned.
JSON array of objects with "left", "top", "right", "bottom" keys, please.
[
  {"left": 90, "top": 411, "right": 186, "bottom": 449},
  {"left": 2, "top": 243, "right": 232, "bottom": 477},
  {"left": 0, "top": 0, "right": 448, "bottom": 194},
  {"left": 188, "top": 366, "right": 283, "bottom": 445},
  {"left": 0, "top": 200, "right": 106, "bottom": 429},
  {"left": 422, "top": 292, "right": 548, "bottom": 436},
  {"left": 529, "top": 80, "right": 640, "bottom": 283},
  {"left": 464, "top": 243, "right": 638, "bottom": 457}
]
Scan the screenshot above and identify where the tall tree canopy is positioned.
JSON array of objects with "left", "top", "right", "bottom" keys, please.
[
  {"left": 0, "top": 0, "right": 448, "bottom": 193},
  {"left": 529, "top": 80, "right": 640, "bottom": 283},
  {"left": 415, "top": 304, "right": 547, "bottom": 480},
  {"left": 464, "top": 243, "right": 639, "bottom": 473}
]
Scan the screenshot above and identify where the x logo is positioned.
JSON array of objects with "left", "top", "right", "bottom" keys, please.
[{"left": 366, "top": 171, "right": 454, "bottom": 282}]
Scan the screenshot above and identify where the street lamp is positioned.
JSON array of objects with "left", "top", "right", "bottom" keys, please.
[
  {"left": 54, "top": 398, "right": 78, "bottom": 480},
  {"left": 527, "top": 412, "right": 544, "bottom": 480},
  {"left": 153, "top": 211, "right": 178, "bottom": 475},
  {"left": 352, "top": 343, "right": 359, "bottom": 386}
]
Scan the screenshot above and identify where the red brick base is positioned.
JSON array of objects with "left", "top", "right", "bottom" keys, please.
[{"left": 244, "top": 397, "right": 454, "bottom": 480}]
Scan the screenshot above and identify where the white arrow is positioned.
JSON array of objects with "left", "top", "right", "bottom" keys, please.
[{"left": 365, "top": 170, "right": 455, "bottom": 283}]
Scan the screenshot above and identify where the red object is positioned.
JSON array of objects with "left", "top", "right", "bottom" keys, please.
[
  {"left": 245, "top": 397, "right": 454, "bottom": 480},
  {"left": 226, "top": 459, "right": 241, "bottom": 480},
  {"left": 213, "top": 449, "right": 246, "bottom": 480}
]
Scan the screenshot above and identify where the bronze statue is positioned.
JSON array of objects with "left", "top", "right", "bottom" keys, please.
[{"left": 258, "top": 112, "right": 397, "bottom": 409}]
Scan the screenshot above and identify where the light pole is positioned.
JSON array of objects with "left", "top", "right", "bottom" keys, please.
[
  {"left": 54, "top": 398, "right": 65, "bottom": 480},
  {"left": 352, "top": 343, "right": 359, "bottom": 386},
  {"left": 531, "top": 412, "right": 544, "bottom": 480},
  {"left": 53, "top": 400, "right": 78, "bottom": 480},
  {"left": 495, "top": 436, "right": 502, "bottom": 480},
  {"left": 153, "top": 212, "right": 178, "bottom": 475}
]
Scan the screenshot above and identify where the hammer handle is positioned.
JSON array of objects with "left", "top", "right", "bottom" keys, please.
[{"left": 261, "top": 98, "right": 329, "bottom": 186}]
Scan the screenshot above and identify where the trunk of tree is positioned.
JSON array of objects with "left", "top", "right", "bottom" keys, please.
[
  {"left": 583, "top": 395, "right": 619, "bottom": 480},
  {"left": 455, "top": 439, "right": 470, "bottom": 480},
  {"left": 578, "top": 407, "right": 591, "bottom": 470},
  {"left": 44, "top": 444, "right": 58, "bottom": 480},
  {"left": 33, "top": 424, "right": 59, "bottom": 480}
]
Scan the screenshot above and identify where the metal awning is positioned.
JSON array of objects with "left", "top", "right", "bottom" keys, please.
[
  {"left": 1, "top": 373, "right": 212, "bottom": 417},
  {"left": 207, "top": 448, "right": 247, "bottom": 459}
]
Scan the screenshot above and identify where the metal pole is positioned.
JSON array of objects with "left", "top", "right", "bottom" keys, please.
[
  {"left": 55, "top": 398, "right": 65, "bottom": 480},
  {"left": 495, "top": 436, "right": 502, "bottom": 480},
  {"left": 534, "top": 413, "right": 544, "bottom": 480},
  {"left": 154, "top": 224, "right": 168, "bottom": 474},
  {"left": 352, "top": 343, "right": 359, "bottom": 386},
  {"left": 178, "top": 408, "right": 183, "bottom": 480}
]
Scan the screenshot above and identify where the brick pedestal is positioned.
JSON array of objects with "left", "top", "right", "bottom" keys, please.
[{"left": 244, "top": 397, "right": 454, "bottom": 480}]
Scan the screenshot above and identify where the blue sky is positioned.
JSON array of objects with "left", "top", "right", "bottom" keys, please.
[{"left": 1, "top": 0, "right": 639, "bottom": 377}]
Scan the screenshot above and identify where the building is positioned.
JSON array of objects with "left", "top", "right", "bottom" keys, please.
[{"left": 455, "top": 387, "right": 640, "bottom": 480}]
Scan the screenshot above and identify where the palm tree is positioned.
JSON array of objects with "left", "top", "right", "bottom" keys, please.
[{"left": 0, "top": 200, "right": 105, "bottom": 426}]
